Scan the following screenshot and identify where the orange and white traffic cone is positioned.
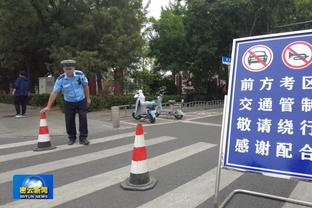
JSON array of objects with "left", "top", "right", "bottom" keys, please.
[
  {"left": 121, "top": 123, "right": 157, "bottom": 190},
  {"left": 33, "top": 113, "right": 56, "bottom": 151}
]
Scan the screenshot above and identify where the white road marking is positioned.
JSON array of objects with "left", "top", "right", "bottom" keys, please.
[
  {"left": 0, "top": 140, "right": 37, "bottom": 150},
  {"left": 0, "top": 136, "right": 176, "bottom": 184},
  {"left": 138, "top": 168, "right": 242, "bottom": 208},
  {"left": 185, "top": 113, "right": 223, "bottom": 121},
  {"left": 282, "top": 181, "right": 312, "bottom": 208},
  {"left": 181, "top": 120, "right": 222, "bottom": 127},
  {"left": 0, "top": 132, "right": 134, "bottom": 163},
  {"left": 1, "top": 142, "right": 216, "bottom": 208}
]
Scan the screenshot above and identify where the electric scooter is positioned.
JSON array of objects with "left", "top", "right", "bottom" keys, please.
[
  {"left": 132, "top": 90, "right": 158, "bottom": 123},
  {"left": 156, "top": 89, "right": 184, "bottom": 119}
]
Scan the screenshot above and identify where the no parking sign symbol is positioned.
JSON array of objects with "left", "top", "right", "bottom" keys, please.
[
  {"left": 242, "top": 45, "right": 273, "bottom": 72},
  {"left": 282, "top": 41, "right": 312, "bottom": 69}
]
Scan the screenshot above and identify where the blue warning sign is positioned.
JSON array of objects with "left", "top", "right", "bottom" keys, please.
[{"left": 224, "top": 30, "right": 312, "bottom": 180}]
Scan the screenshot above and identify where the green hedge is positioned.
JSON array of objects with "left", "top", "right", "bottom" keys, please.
[
  {"left": 28, "top": 94, "right": 51, "bottom": 107},
  {"left": 104, "top": 95, "right": 133, "bottom": 107},
  {"left": 0, "top": 94, "right": 14, "bottom": 104},
  {"left": 0, "top": 94, "right": 184, "bottom": 111},
  {"left": 0, "top": 93, "right": 51, "bottom": 107}
]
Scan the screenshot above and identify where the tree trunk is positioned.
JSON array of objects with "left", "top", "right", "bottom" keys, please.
[
  {"left": 27, "top": 62, "right": 31, "bottom": 79},
  {"left": 175, "top": 72, "right": 182, "bottom": 95},
  {"left": 96, "top": 72, "right": 103, "bottom": 95},
  {"left": 114, "top": 68, "right": 123, "bottom": 96},
  {"left": 88, "top": 73, "right": 97, "bottom": 95}
]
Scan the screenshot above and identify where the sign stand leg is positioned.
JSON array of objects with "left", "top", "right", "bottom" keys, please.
[
  {"left": 214, "top": 95, "right": 228, "bottom": 207},
  {"left": 213, "top": 135, "right": 223, "bottom": 208},
  {"left": 219, "top": 189, "right": 312, "bottom": 208}
]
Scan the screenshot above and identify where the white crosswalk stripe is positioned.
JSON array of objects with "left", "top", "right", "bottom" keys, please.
[
  {"left": 1, "top": 142, "right": 216, "bottom": 208},
  {"left": 2, "top": 130, "right": 307, "bottom": 208},
  {"left": 137, "top": 168, "right": 242, "bottom": 208},
  {"left": 0, "top": 140, "right": 37, "bottom": 150},
  {"left": 282, "top": 181, "right": 312, "bottom": 208},
  {"left": 0, "top": 136, "right": 176, "bottom": 184},
  {"left": 181, "top": 120, "right": 222, "bottom": 127},
  {"left": 0, "top": 132, "right": 134, "bottom": 163}
]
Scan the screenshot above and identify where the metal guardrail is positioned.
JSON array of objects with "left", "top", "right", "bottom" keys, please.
[
  {"left": 110, "top": 100, "right": 224, "bottom": 120},
  {"left": 182, "top": 100, "right": 224, "bottom": 112}
]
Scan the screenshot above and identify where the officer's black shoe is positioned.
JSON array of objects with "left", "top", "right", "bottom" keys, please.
[
  {"left": 79, "top": 139, "right": 90, "bottom": 145},
  {"left": 68, "top": 140, "right": 76, "bottom": 145}
]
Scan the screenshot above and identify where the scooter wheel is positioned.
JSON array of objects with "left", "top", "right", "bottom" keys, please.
[
  {"left": 150, "top": 117, "right": 156, "bottom": 123},
  {"left": 174, "top": 115, "right": 183, "bottom": 120},
  {"left": 132, "top": 112, "right": 141, "bottom": 120}
]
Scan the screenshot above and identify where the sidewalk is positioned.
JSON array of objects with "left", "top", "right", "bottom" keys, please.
[{"left": 0, "top": 103, "right": 132, "bottom": 140}]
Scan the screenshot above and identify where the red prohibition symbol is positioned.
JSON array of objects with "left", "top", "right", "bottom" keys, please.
[
  {"left": 282, "top": 41, "right": 312, "bottom": 70},
  {"left": 242, "top": 45, "right": 273, "bottom": 72}
]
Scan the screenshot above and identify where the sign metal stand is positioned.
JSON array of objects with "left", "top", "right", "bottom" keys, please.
[
  {"left": 213, "top": 95, "right": 312, "bottom": 208},
  {"left": 214, "top": 29, "right": 312, "bottom": 207}
]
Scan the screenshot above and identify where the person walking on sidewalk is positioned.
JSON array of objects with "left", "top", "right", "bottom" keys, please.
[
  {"left": 183, "top": 80, "right": 195, "bottom": 105},
  {"left": 12, "top": 70, "right": 31, "bottom": 118},
  {"left": 40, "top": 60, "right": 91, "bottom": 145}
]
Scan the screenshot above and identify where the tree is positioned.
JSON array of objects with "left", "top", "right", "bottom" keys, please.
[
  {"left": 0, "top": 0, "right": 52, "bottom": 86},
  {"left": 49, "top": 0, "right": 145, "bottom": 96},
  {"left": 0, "top": 0, "right": 145, "bottom": 96},
  {"left": 166, "top": 0, "right": 312, "bottom": 94},
  {"left": 1, "top": 0, "right": 311, "bottom": 96},
  {"left": 149, "top": 1, "right": 187, "bottom": 77},
  {"left": 96, "top": 0, "right": 145, "bottom": 96}
]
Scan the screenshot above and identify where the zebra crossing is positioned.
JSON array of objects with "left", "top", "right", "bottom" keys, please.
[
  {"left": 0, "top": 132, "right": 134, "bottom": 163},
  {"left": 0, "top": 136, "right": 176, "bottom": 184},
  {"left": 282, "top": 181, "right": 312, "bottom": 208},
  {"left": 137, "top": 168, "right": 242, "bottom": 208},
  {"left": 0, "top": 130, "right": 311, "bottom": 208}
]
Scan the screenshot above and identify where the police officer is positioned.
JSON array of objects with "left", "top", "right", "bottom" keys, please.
[{"left": 40, "top": 60, "right": 91, "bottom": 145}]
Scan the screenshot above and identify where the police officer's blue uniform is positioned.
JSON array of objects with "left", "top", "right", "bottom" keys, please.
[{"left": 53, "top": 66, "right": 89, "bottom": 144}]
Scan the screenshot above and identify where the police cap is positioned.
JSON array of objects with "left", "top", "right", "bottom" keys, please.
[{"left": 60, "top": 59, "right": 76, "bottom": 67}]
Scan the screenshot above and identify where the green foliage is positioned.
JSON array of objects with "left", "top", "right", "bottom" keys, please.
[
  {"left": 0, "top": 0, "right": 50, "bottom": 85},
  {"left": 0, "top": 0, "right": 145, "bottom": 95},
  {"left": 0, "top": 93, "right": 50, "bottom": 106},
  {"left": 28, "top": 94, "right": 50, "bottom": 107},
  {"left": 162, "top": 95, "right": 183, "bottom": 102},
  {"left": 131, "top": 70, "right": 178, "bottom": 95},
  {"left": 104, "top": 95, "right": 134, "bottom": 107},
  {"left": 1, "top": 0, "right": 311, "bottom": 97},
  {"left": 159, "top": 77, "right": 178, "bottom": 95},
  {"left": 0, "top": 93, "right": 104, "bottom": 111},
  {"left": 0, "top": 94, "right": 14, "bottom": 104},
  {"left": 75, "top": 51, "right": 105, "bottom": 73},
  {"left": 149, "top": 0, "right": 312, "bottom": 93},
  {"left": 88, "top": 96, "right": 103, "bottom": 111},
  {"left": 149, "top": 5, "right": 187, "bottom": 74},
  {"left": 131, "top": 70, "right": 161, "bottom": 94}
]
